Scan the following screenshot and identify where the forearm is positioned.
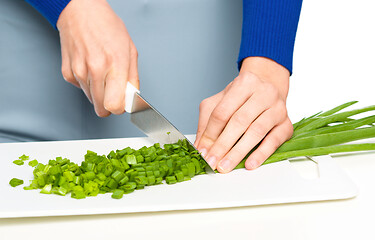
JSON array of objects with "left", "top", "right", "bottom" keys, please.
[
  {"left": 25, "top": 0, "right": 71, "bottom": 28},
  {"left": 238, "top": 0, "right": 303, "bottom": 75}
]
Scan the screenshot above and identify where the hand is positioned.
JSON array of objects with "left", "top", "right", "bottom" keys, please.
[
  {"left": 57, "top": 0, "right": 139, "bottom": 117},
  {"left": 195, "top": 57, "right": 294, "bottom": 173}
]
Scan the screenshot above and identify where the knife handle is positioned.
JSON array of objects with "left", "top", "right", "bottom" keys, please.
[{"left": 125, "top": 82, "right": 140, "bottom": 113}]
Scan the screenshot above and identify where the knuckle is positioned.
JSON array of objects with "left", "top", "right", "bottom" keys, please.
[
  {"left": 285, "top": 119, "right": 294, "bottom": 137},
  {"left": 61, "top": 66, "right": 73, "bottom": 83},
  {"left": 71, "top": 64, "right": 87, "bottom": 81},
  {"left": 223, "top": 82, "right": 233, "bottom": 93},
  {"left": 264, "top": 82, "right": 278, "bottom": 96},
  {"left": 196, "top": 129, "right": 204, "bottom": 137},
  {"left": 276, "top": 100, "right": 288, "bottom": 118},
  {"left": 199, "top": 98, "right": 211, "bottom": 111},
  {"left": 130, "top": 47, "right": 138, "bottom": 59},
  {"left": 199, "top": 101, "right": 206, "bottom": 111},
  {"left": 275, "top": 102, "right": 288, "bottom": 118},
  {"left": 211, "top": 141, "right": 226, "bottom": 155},
  {"left": 199, "top": 134, "right": 215, "bottom": 148},
  {"left": 240, "top": 71, "right": 259, "bottom": 85},
  {"left": 233, "top": 74, "right": 248, "bottom": 86},
  {"left": 250, "top": 122, "right": 268, "bottom": 139},
  {"left": 211, "top": 106, "right": 230, "bottom": 123},
  {"left": 267, "top": 136, "right": 282, "bottom": 151},
  {"left": 255, "top": 148, "right": 268, "bottom": 162},
  {"left": 280, "top": 107, "right": 288, "bottom": 119},
  {"left": 109, "top": 52, "right": 122, "bottom": 65},
  {"left": 241, "top": 71, "right": 257, "bottom": 81},
  {"left": 229, "top": 147, "right": 244, "bottom": 160},
  {"left": 87, "top": 57, "right": 107, "bottom": 74},
  {"left": 232, "top": 112, "right": 250, "bottom": 127}
]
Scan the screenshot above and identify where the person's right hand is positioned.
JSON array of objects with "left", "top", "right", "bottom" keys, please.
[{"left": 57, "top": 0, "right": 139, "bottom": 117}]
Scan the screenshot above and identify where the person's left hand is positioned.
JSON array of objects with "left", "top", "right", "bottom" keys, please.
[{"left": 194, "top": 57, "right": 294, "bottom": 173}]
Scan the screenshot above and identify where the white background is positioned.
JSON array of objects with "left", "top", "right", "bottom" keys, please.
[
  {"left": 289, "top": 0, "right": 374, "bottom": 121},
  {"left": 1, "top": 0, "right": 375, "bottom": 239}
]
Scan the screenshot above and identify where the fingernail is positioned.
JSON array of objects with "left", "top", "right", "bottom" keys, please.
[
  {"left": 206, "top": 156, "right": 217, "bottom": 169},
  {"left": 199, "top": 148, "right": 207, "bottom": 158},
  {"left": 218, "top": 159, "right": 232, "bottom": 172}
]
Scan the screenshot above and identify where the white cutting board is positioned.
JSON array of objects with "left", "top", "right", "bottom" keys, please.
[{"left": 0, "top": 135, "right": 358, "bottom": 218}]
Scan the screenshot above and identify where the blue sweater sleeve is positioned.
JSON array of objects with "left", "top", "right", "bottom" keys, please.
[
  {"left": 238, "top": 0, "right": 303, "bottom": 75},
  {"left": 25, "top": 0, "right": 71, "bottom": 29}
]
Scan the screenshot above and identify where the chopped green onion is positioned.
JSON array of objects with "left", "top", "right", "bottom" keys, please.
[
  {"left": 121, "top": 182, "right": 136, "bottom": 190},
  {"left": 19, "top": 154, "right": 29, "bottom": 161},
  {"left": 136, "top": 155, "right": 144, "bottom": 163},
  {"left": 118, "top": 176, "right": 129, "bottom": 185},
  {"left": 155, "top": 177, "right": 163, "bottom": 184},
  {"left": 28, "top": 159, "right": 38, "bottom": 167},
  {"left": 57, "top": 186, "right": 68, "bottom": 196},
  {"left": 111, "top": 170, "right": 125, "bottom": 182},
  {"left": 63, "top": 171, "right": 75, "bottom": 182},
  {"left": 72, "top": 190, "right": 86, "bottom": 199},
  {"left": 97, "top": 173, "right": 107, "bottom": 181},
  {"left": 40, "top": 184, "right": 52, "bottom": 194},
  {"left": 106, "top": 179, "right": 118, "bottom": 189},
  {"left": 125, "top": 155, "right": 137, "bottom": 165},
  {"left": 166, "top": 176, "right": 177, "bottom": 184},
  {"left": 9, "top": 178, "right": 24, "bottom": 187},
  {"left": 175, "top": 171, "right": 184, "bottom": 182},
  {"left": 147, "top": 176, "right": 156, "bottom": 185},
  {"left": 73, "top": 176, "right": 81, "bottom": 185},
  {"left": 85, "top": 171, "right": 96, "bottom": 181},
  {"left": 135, "top": 176, "right": 148, "bottom": 185},
  {"left": 112, "top": 189, "right": 124, "bottom": 199},
  {"left": 13, "top": 160, "right": 24, "bottom": 166}
]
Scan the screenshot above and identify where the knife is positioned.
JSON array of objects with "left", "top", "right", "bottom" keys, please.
[{"left": 125, "top": 82, "right": 215, "bottom": 173}]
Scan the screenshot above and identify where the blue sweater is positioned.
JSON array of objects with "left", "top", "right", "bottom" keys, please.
[{"left": 25, "top": 0, "right": 302, "bottom": 74}]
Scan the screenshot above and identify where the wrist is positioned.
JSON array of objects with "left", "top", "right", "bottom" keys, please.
[
  {"left": 56, "top": 0, "right": 108, "bottom": 31},
  {"left": 56, "top": 0, "right": 74, "bottom": 31},
  {"left": 240, "top": 57, "right": 290, "bottom": 100}
]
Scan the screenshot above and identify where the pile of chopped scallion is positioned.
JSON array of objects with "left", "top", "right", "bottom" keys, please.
[
  {"left": 10, "top": 140, "right": 208, "bottom": 199},
  {"left": 9, "top": 101, "right": 375, "bottom": 199}
]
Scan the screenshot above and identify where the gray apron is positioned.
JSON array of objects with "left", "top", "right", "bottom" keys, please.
[{"left": 0, "top": 0, "right": 242, "bottom": 143}]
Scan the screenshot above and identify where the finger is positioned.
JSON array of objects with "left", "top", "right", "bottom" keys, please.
[
  {"left": 245, "top": 119, "right": 293, "bottom": 169},
  {"left": 216, "top": 106, "right": 285, "bottom": 173},
  {"left": 89, "top": 66, "right": 110, "bottom": 117},
  {"left": 195, "top": 83, "right": 233, "bottom": 148},
  {"left": 205, "top": 91, "right": 275, "bottom": 169},
  {"left": 75, "top": 72, "right": 93, "bottom": 104},
  {"left": 71, "top": 55, "right": 92, "bottom": 103},
  {"left": 194, "top": 91, "right": 225, "bottom": 152},
  {"left": 61, "top": 51, "right": 80, "bottom": 88},
  {"left": 127, "top": 43, "right": 139, "bottom": 90},
  {"left": 197, "top": 73, "right": 258, "bottom": 152},
  {"left": 103, "top": 64, "right": 129, "bottom": 115}
]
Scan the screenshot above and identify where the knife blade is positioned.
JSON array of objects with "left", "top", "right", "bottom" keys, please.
[{"left": 125, "top": 82, "right": 215, "bottom": 173}]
